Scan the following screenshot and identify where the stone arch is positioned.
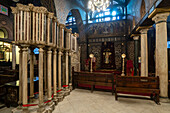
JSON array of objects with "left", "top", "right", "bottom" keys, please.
[
  {"left": 0, "top": 14, "right": 13, "bottom": 40},
  {"left": 0, "top": 28, "right": 8, "bottom": 38},
  {"left": 70, "top": 9, "right": 84, "bottom": 35},
  {"left": 140, "top": 0, "right": 146, "bottom": 18}
]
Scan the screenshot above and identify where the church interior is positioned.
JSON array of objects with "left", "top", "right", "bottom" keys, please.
[{"left": 0, "top": 0, "right": 170, "bottom": 113}]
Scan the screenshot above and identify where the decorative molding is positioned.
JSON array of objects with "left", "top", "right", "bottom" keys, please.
[
  {"left": 10, "top": 7, "right": 18, "bottom": 14},
  {"left": 152, "top": 13, "right": 170, "bottom": 24},
  {"left": 48, "top": 12, "right": 54, "bottom": 18},
  {"left": 16, "top": 3, "right": 30, "bottom": 12},
  {"left": 148, "top": 8, "right": 170, "bottom": 19},
  {"left": 136, "top": 26, "right": 152, "bottom": 32}
]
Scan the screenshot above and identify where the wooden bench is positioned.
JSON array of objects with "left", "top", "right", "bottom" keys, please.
[
  {"left": 72, "top": 68, "right": 114, "bottom": 94},
  {"left": 115, "top": 76, "right": 160, "bottom": 104}
]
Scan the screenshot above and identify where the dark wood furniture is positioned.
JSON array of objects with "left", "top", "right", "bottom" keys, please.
[
  {"left": 72, "top": 68, "right": 115, "bottom": 94},
  {"left": 115, "top": 76, "right": 160, "bottom": 104},
  {"left": 4, "top": 77, "right": 39, "bottom": 107}
]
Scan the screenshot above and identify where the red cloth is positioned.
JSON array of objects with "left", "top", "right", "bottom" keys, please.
[{"left": 126, "top": 60, "right": 133, "bottom": 74}]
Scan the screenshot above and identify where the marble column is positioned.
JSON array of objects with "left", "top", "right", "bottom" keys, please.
[
  {"left": 12, "top": 44, "right": 16, "bottom": 70},
  {"left": 133, "top": 36, "right": 139, "bottom": 76},
  {"left": 47, "top": 47, "right": 55, "bottom": 110},
  {"left": 43, "top": 50, "right": 47, "bottom": 96},
  {"left": 18, "top": 48, "right": 22, "bottom": 109},
  {"left": 53, "top": 49, "right": 58, "bottom": 104},
  {"left": 152, "top": 13, "right": 169, "bottom": 97},
  {"left": 47, "top": 48, "right": 52, "bottom": 102},
  {"left": 69, "top": 51, "right": 72, "bottom": 91},
  {"left": 29, "top": 48, "right": 34, "bottom": 102},
  {"left": 57, "top": 48, "right": 63, "bottom": 101},
  {"left": 38, "top": 47, "right": 45, "bottom": 112},
  {"left": 22, "top": 46, "right": 28, "bottom": 110},
  {"left": 65, "top": 50, "right": 70, "bottom": 95},
  {"left": 140, "top": 29, "right": 149, "bottom": 77}
]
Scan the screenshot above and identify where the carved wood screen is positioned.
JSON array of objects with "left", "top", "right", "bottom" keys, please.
[{"left": 101, "top": 42, "right": 116, "bottom": 69}]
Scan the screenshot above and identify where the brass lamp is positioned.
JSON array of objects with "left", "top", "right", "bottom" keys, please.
[
  {"left": 121, "top": 54, "right": 126, "bottom": 76},
  {"left": 89, "top": 54, "right": 94, "bottom": 72}
]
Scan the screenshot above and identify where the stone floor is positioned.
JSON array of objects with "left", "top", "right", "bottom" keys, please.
[
  {"left": 54, "top": 89, "right": 170, "bottom": 113},
  {"left": 0, "top": 89, "right": 170, "bottom": 113}
]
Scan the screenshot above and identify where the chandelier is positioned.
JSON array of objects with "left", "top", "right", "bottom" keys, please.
[{"left": 88, "top": 0, "right": 110, "bottom": 12}]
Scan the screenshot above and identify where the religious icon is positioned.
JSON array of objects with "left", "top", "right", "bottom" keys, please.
[{"left": 103, "top": 52, "right": 112, "bottom": 64}]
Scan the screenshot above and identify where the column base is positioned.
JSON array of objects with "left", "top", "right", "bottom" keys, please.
[
  {"left": 12, "top": 108, "right": 22, "bottom": 113},
  {"left": 17, "top": 105, "right": 22, "bottom": 110},
  {"left": 69, "top": 83, "right": 73, "bottom": 91},
  {"left": 46, "top": 102, "right": 55, "bottom": 113},
  {"left": 12, "top": 107, "right": 28, "bottom": 113},
  {"left": 57, "top": 92, "right": 64, "bottom": 102},
  {"left": 64, "top": 88, "right": 70, "bottom": 96},
  {"left": 160, "top": 97, "right": 170, "bottom": 103},
  {"left": 53, "top": 96, "right": 59, "bottom": 105},
  {"left": 37, "top": 103, "right": 46, "bottom": 113},
  {"left": 29, "top": 95, "right": 35, "bottom": 103}
]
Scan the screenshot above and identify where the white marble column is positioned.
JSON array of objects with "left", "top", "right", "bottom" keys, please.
[
  {"left": 152, "top": 13, "right": 169, "bottom": 97},
  {"left": 53, "top": 49, "right": 58, "bottom": 104},
  {"left": 65, "top": 50, "right": 70, "bottom": 95},
  {"left": 47, "top": 48, "right": 52, "bottom": 102},
  {"left": 57, "top": 48, "right": 63, "bottom": 101},
  {"left": 140, "top": 29, "right": 149, "bottom": 77},
  {"left": 18, "top": 48, "right": 22, "bottom": 109},
  {"left": 68, "top": 50, "right": 72, "bottom": 91},
  {"left": 47, "top": 47, "right": 55, "bottom": 109},
  {"left": 12, "top": 44, "right": 16, "bottom": 70},
  {"left": 22, "top": 46, "right": 28, "bottom": 110},
  {"left": 38, "top": 47, "right": 45, "bottom": 112},
  {"left": 29, "top": 48, "right": 34, "bottom": 102},
  {"left": 43, "top": 49, "right": 47, "bottom": 96}
]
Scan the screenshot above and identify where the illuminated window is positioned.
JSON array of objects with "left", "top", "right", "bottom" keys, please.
[
  {"left": 105, "top": 17, "right": 111, "bottom": 21},
  {"left": 66, "top": 12, "right": 76, "bottom": 26},
  {"left": 112, "top": 11, "right": 116, "bottom": 16},
  {"left": 88, "top": 0, "right": 126, "bottom": 23}
]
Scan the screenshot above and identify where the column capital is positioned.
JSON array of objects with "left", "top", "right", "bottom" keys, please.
[
  {"left": 16, "top": 3, "right": 30, "bottom": 12},
  {"left": 10, "top": 7, "right": 18, "bottom": 14},
  {"left": 53, "top": 50, "right": 57, "bottom": 55},
  {"left": 53, "top": 17, "right": 58, "bottom": 22},
  {"left": 152, "top": 13, "right": 170, "bottom": 24},
  {"left": 140, "top": 28, "right": 149, "bottom": 34},
  {"left": 58, "top": 51, "right": 63, "bottom": 55},
  {"left": 59, "top": 24, "right": 65, "bottom": 29},
  {"left": 39, "top": 47, "right": 44, "bottom": 53},
  {"left": 32, "top": 6, "right": 48, "bottom": 13},
  {"left": 133, "top": 36, "right": 139, "bottom": 40},
  {"left": 48, "top": 12, "right": 54, "bottom": 19}
]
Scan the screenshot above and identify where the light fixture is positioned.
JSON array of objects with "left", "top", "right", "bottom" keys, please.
[
  {"left": 12, "top": 0, "right": 19, "bottom": 2},
  {"left": 88, "top": 0, "right": 110, "bottom": 12},
  {"left": 121, "top": 53, "right": 126, "bottom": 76},
  {"left": 89, "top": 54, "right": 94, "bottom": 72}
]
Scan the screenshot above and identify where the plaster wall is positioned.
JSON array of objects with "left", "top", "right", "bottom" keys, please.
[{"left": 127, "top": 0, "right": 157, "bottom": 25}]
